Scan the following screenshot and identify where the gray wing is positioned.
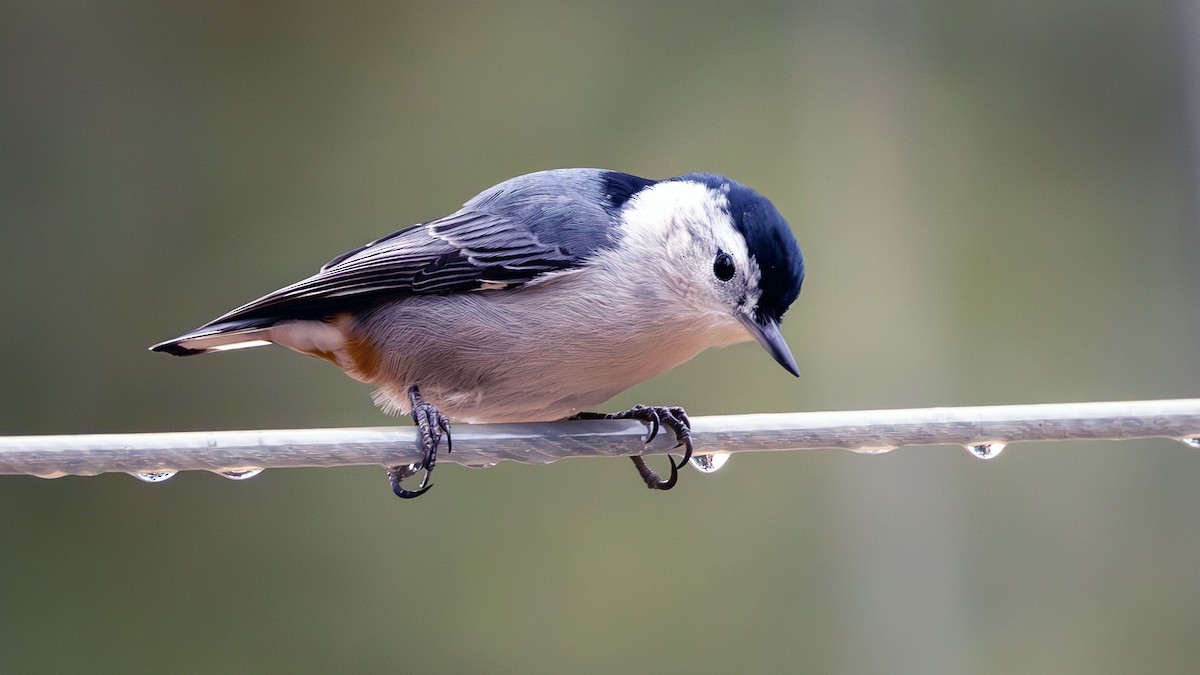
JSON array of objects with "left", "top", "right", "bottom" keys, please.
[{"left": 204, "top": 168, "right": 637, "bottom": 326}]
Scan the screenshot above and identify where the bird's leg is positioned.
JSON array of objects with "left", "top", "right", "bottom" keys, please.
[
  {"left": 572, "top": 405, "right": 693, "bottom": 490},
  {"left": 386, "top": 385, "right": 451, "bottom": 499}
]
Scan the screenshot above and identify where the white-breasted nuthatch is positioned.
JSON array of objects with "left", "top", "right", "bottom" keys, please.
[{"left": 152, "top": 169, "right": 805, "bottom": 497}]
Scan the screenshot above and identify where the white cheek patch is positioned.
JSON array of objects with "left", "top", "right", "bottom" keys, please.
[
  {"left": 637, "top": 183, "right": 757, "bottom": 295},
  {"left": 619, "top": 181, "right": 716, "bottom": 243},
  {"left": 621, "top": 182, "right": 746, "bottom": 261},
  {"left": 609, "top": 180, "right": 759, "bottom": 320}
]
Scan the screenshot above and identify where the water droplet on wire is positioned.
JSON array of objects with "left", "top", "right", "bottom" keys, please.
[
  {"left": 690, "top": 453, "right": 730, "bottom": 473},
  {"left": 852, "top": 445, "right": 897, "bottom": 455},
  {"left": 965, "top": 442, "right": 1006, "bottom": 459},
  {"left": 218, "top": 468, "right": 263, "bottom": 480},
  {"left": 132, "top": 471, "right": 176, "bottom": 483}
]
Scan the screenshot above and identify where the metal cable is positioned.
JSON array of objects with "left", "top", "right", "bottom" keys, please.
[{"left": 3, "top": 399, "right": 1199, "bottom": 479}]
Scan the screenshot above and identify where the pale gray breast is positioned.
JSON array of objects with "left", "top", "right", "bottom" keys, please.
[{"left": 357, "top": 251, "right": 749, "bottom": 423}]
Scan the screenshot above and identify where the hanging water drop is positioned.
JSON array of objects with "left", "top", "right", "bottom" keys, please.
[
  {"left": 965, "top": 442, "right": 1006, "bottom": 459},
  {"left": 1180, "top": 437, "right": 1200, "bottom": 449},
  {"left": 690, "top": 452, "right": 731, "bottom": 473},
  {"left": 218, "top": 468, "right": 263, "bottom": 480},
  {"left": 852, "top": 445, "right": 897, "bottom": 455},
  {"left": 132, "top": 471, "right": 177, "bottom": 483}
]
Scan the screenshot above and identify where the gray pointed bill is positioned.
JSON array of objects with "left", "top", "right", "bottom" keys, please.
[{"left": 739, "top": 315, "right": 801, "bottom": 377}]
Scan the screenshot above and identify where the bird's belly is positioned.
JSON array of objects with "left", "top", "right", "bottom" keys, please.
[
  {"left": 370, "top": 331, "right": 703, "bottom": 423},
  {"left": 347, "top": 286, "right": 748, "bottom": 422}
]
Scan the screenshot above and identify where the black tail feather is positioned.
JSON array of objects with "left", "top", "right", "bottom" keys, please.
[{"left": 149, "top": 317, "right": 279, "bottom": 356}]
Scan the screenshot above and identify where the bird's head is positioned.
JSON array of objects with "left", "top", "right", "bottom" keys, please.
[{"left": 611, "top": 172, "right": 805, "bottom": 376}]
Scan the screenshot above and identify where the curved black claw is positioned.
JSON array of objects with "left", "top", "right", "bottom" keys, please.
[
  {"left": 660, "top": 406, "right": 694, "bottom": 471},
  {"left": 387, "top": 463, "right": 432, "bottom": 499},
  {"left": 631, "top": 455, "right": 678, "bottom": 490},
  {"left": 385, "top": 386, "right": 452, "bottom": 500},
  {"left": 635, "top": 405, "right": 662, "bottom": 445},
  {"left": 574, "top": 404, "right": 693, "bottom": 491}
]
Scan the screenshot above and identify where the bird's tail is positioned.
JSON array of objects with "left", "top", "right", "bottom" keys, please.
[{"left": 150, "top": 318, "right": 277, "bottom": 356}]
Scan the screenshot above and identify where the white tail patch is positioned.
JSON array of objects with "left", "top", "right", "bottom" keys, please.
[
  {"left": 208, "top": 340, "right": 273, "bottom": 352},
  {"left": 176, "top": 329, "right": 273, "bottom": 353}
]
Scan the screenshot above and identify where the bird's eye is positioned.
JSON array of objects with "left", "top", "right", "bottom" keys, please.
[{"left": 713, "top": 251, "right": 735, "bottom": 281}]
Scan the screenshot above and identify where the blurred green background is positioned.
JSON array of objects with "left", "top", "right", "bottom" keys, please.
[{"left": 3, "top": 1, "right": 1200, "bottom": 672}]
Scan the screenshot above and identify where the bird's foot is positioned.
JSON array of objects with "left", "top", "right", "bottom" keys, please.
[
  {"left": 573, "top": 405, "right": 693, "bottom": 490},
  {"left": 387, "top": 385, "right": 451, "bottom": 499}
]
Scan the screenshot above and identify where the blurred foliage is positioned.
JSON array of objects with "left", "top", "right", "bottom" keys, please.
[{"left": 2, "top": 1, "right": 1199, "bottom": 673}]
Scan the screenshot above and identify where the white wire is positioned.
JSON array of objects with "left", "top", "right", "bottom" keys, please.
[{"left": 3, "top": 399, "right": 1199, "bottom": 478}]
